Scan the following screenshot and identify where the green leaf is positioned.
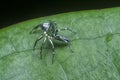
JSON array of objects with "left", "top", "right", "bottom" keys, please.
[{"left": 0, "top": 7, "right": 120, "bottom": 80}]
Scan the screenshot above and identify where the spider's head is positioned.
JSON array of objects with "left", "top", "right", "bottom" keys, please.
[{"left": 41, "top": 22, "right": 50, "bottom": 31}]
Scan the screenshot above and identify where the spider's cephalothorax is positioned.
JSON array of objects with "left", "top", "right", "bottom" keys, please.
[
  {"left": 30, "top": 21, "right": 75, "bottom": 63},
  {"left": 40, "top": 21, "right": 58, "bottom": 37}
]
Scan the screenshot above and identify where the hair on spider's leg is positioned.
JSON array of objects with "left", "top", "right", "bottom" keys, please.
[
  {"left": 33, "top": 34, "right": 43, "bottom": 50},
  {"left": 48, "top": 37, "right": 55, "bottom": 64}
]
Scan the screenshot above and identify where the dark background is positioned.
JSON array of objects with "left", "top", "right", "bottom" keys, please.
[{"left": 0, "top": 0, "right": 120, "bottom": 29}]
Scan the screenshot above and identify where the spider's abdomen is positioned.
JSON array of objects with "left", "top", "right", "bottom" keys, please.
[{"left": 54, "top": 35, "right": 70, "bottom": 43}]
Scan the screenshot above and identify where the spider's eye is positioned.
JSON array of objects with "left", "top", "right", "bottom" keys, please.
[{"left": 43, "top": 23, "right": 50, "bottom": 28}]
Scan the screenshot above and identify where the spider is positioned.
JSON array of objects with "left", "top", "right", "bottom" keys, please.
[{"left": 30, "top": 20, "right": 75, "bottom": 63}]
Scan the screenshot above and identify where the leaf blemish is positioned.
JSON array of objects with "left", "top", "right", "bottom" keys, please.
[{"left": 105, "top": 33, "right": 113, "bottom": 43}]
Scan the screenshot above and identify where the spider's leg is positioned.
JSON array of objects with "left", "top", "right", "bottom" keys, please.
[
  {"left": 67, "top": 42, "right": 74, "bottom": 53},
  {"left": 33, "top": 34, "right": 43, "bottom": 50},
  {"left": 55, "top": 35, "right": 74, "bottom": 53},
  {"left": 48, "top": 36, "right": 55, "bottom": 64},
  {"left": 58, "top": 27, "right": 76, "bottom": 34},
  {"left": 40, "top": 37, "right": 46, "bottom": 59},
  {"left": 30, "top": 24, "right": 41, "bottom": 34}
]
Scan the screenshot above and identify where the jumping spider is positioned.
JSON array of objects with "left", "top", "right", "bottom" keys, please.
[{"left": 30, "top": 20, "right": 75, "bottom": 63}]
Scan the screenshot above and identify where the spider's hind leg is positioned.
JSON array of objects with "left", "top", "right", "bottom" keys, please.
[{"left": 58, "top": 27, "right": 76, "bottom": 34}]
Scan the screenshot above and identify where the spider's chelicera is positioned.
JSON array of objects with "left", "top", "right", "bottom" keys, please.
[{"left": 30, "top": 21, "right": 75, "bottom": 63}]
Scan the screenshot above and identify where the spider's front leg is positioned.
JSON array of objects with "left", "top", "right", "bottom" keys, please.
[
  {"left": 33, "top": 34, "right": 44, "bottom": 50},
  {"left": 39, "top": 37, "right": 47, "bottom": 59},
  {"left": 30, "top": 24, "right": 41, "bottom": 34},
  {"left": 32, "top": 34, "right": 44, "bottom": 59},
  {"left": 48, "top": 36, "right": 55, "bottom": 64}
]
